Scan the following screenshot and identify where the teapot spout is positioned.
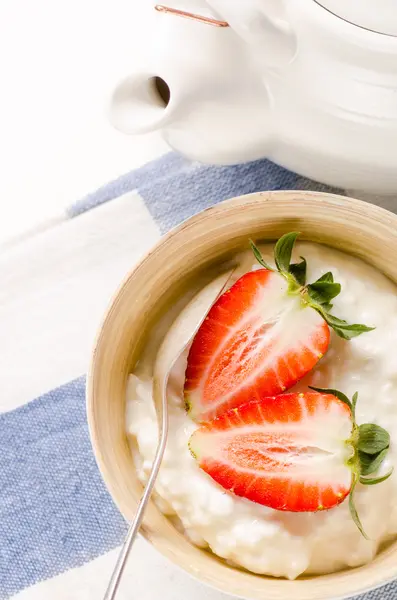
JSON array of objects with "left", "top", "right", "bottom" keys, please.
[{"left": 109, "top": 72, "right": 172, "bottom": 135}]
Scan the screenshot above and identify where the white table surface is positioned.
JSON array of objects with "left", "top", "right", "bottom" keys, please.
[{"left": 0, "top": 0, "right": 168, "bottom": 246}]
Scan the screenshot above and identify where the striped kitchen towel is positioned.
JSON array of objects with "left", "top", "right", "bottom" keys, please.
[{"left": 1, "top": 153, "right": 396, "bottom": 600}]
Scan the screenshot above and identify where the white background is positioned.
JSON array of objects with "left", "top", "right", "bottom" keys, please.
[{"left": 0, "top": 0, "right": 167, "bottom": 245}]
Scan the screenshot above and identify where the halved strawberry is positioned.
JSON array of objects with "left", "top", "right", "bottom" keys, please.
[
  {"left": 185, "top": 269, "right": 329, "bottom": 420},
  {"left": 189, "top": 390, "right": 392, "bottom": 536},
  {"left": 184, "top": 233, "right": 373, "bottom": 422}
]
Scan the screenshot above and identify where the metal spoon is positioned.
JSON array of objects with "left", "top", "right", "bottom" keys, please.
[{"left": 103, "top": 257, "right": 252, "bottom": 600}]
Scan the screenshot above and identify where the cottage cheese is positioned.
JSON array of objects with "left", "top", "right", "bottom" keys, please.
[{"left": 126, "top": 242, "right": 397, "bottom": 579}]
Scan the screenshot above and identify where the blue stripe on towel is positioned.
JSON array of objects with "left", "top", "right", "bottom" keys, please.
[
  {"left": 137, "top": 158, "right": 334, "bottom": 233},
  {"left": 68, "top": 153, "right": 192, "bottom": 217},
  {"left": 0, "top": 378, "right": 126, "bottom": 599},
  {"left": 361, "top": 582, "right": 397, "bottom": 600},
  {"left": 68, "top": 153, "right": 339, "bottom": 227}
]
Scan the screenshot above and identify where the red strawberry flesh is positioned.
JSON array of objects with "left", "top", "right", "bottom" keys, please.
[
  {"left": 189, "top": 392, "right": 353, "bottom": 512},
  {"left": 185, "top": 269, "right": 330, "bottom": 422}
]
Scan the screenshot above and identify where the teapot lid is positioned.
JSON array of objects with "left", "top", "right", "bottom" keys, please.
[{"left": 315, "top": 0, "right": 397, "bottom": 36}]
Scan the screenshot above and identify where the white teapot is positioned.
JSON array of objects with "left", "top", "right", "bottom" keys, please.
[{"left": 110, "top": 0, "right": 397, "bottom": 194}]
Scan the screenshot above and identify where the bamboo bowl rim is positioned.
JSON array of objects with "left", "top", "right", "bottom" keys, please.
[{"left": 87, "top": 191, "right": 397, "bottom": 600}]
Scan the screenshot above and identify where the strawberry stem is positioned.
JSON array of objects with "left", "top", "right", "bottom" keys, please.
[
  {"left": 250, "top": 235, "right": 374, "bottom": 340},
  {"left": 287, "top": 279, "right": 302, "bottom": 295},
  {"left": 310, "top": 387, "right": 392, "bottom": 538}
]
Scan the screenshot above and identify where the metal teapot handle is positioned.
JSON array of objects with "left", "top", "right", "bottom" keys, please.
[{"left": 154, "top": 4, "right": 229, "bottom": 27}]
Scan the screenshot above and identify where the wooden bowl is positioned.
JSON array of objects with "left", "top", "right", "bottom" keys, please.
[{"left": 87, "top": 191, "right": 397, "bottom": 600}]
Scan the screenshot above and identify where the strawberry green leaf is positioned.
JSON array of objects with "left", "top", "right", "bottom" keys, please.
[
  {"left": 331, "top": 326, "right": 368, "bottom": 340},
  {"left": 307, "top": 281, "right": 341, "bottom": 305},
  {"left": 358, "top": 424, "right": 390, "bottom": 455},
  {"left": 359, "top": 448, "right": 389, "bottom": 476},
  {"left": 317, "top": 272, "right": 334, "bottom": 283},
  {"left": 249, "top": 240, "right": 274, "bottom": 271},
  {"left": 360, "top": 470, "right": 393, "bottom": 486},
  {"left": 349, "top": 477, "right": 369, "bottom": 539},
  {"left": 352, "top": 391, "right": 359, "bottom": 419},
  {"left": 289, "top": 256, "right": 307, "bottom": 286},
  {"left": 320, "top": 312, "right": 375, "bottom": 340},
  {"left": 331, "top": 327, "right": 351, "bottom": 340},
  {"left": 308, "top": 386, "right": 352, "bottom": 410},
  {"left": 274, "top": 232, "right": 300, "bottom": 274},
  {"left": 323, "top": 314, "right": 348, "bottom": 326},
  {"left": 333, "top": 323, "right": 375, "bottom": 336},
  {"left": 322, "top": 302, "right": 333, "bottom": 312}
]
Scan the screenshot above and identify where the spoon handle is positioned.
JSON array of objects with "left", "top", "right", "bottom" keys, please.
[{"left": 103, "top": 385, "right": 169, "bottom": 600}]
